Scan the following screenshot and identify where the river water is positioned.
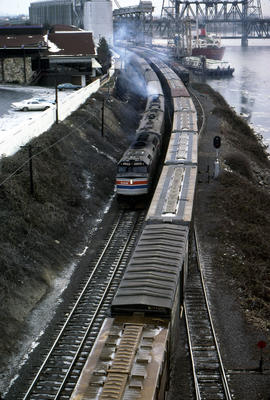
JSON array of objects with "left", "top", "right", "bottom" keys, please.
[{"left": 203, "top": 39, "right": 270, "bottom": 148}]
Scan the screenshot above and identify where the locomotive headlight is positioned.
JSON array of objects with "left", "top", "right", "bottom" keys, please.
[{"left": 130, "top": 179, "right": 133, "bottom": 185}]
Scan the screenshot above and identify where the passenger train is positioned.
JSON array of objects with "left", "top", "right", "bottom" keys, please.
[{"left": 70, "top": 50, "right": 198, "bottom": 400}]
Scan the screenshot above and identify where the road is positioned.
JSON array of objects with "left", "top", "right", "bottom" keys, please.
[
  {"left": 0, "top": 86, "right": 34, "bottom": 117},
  {"left": 0, "top": 84, "right": 58, "bottom": 118}
]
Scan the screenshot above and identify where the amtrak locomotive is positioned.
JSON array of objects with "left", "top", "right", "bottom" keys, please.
[
  {"left": 116, "top": 132, "right": 161, "bottom": 196},
  {"left": 116, "top": 54, "right": 165, "bottom": 198}
]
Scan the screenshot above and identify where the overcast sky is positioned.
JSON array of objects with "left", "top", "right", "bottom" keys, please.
[{"left": 0, "top": 0, "right": 269, "bottom": 17}]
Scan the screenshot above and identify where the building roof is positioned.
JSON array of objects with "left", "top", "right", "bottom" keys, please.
[
  {"left": 0, "top": 25, "right": 45, "bottom": 36},
  {"left": 0, "top": 34, "right": 47, "bottom": 49},
  {"left": 0, "top": 25, "right": 95, "bottom": 59},
  {"left": 0, "top": 25, "right": 47, "bottom": 50},
  {"left": 47, "top": 31, "right": 95, "bottom": 56},
  {"left": 51, "top": 24, "right": 83, "bottom": 32}
]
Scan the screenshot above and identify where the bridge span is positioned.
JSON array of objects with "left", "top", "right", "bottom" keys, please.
[{"left": 113, "top": 1, "right": 270, "bottom": 46}]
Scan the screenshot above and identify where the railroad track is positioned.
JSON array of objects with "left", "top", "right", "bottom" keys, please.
[
  {"left": 18, "top": 210, "right": 145, "bottom": 400},
  {"left": 188, "top": 85, "right": 205, "bottom": 135},
  {"left": 184, "top": 226, "right": 232, "bottom": 400}
]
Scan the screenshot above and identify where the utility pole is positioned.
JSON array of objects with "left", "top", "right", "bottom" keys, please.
[
  {"left": 28, "top": 145, "right": 34, "bottom": 196},
  {"left": 21, "top": 145, "right": 35, "bottom": 195},
  {"left": 101, "top": 98, "right": 104, "bottom": 137},
  {"left": 55, "top": 78, "right": 59, "bottom": 124}
]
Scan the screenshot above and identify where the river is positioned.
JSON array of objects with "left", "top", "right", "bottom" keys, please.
[{"left": 203, "top": 39, "right": 270, "bottom": 149}]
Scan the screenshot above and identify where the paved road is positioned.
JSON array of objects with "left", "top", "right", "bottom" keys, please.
[
  {"left": 0, "top": 85, "right": 57, "bottom": 118},
  {"left": 0, "top": 86, "right": 34, "bottom": 117}
]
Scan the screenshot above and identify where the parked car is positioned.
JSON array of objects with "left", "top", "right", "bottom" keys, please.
[
  {"left": 32, "top": 97, "right": 56, "bottom": 105},
  {"left": 11, "top": 99, "right": 53, "bottom": 111},
  {"left": 57, "top": 83, "right": 82, "bottom": 91}
]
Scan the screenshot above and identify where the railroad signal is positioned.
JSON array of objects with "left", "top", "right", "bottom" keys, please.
[
  {"left": 257, "top": 340, "right": 267, "bottom": 373},
  {"left": 213, "top": 136, "right": 221, "bottom": 179},
  {"left": 213, "top": 135, "right": 221, "bottom": 149},
  {"left": 257, "top": 340, "right": 267, "bottom": 349}
]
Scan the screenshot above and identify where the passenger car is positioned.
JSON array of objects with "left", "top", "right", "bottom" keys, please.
[
  {"left": 57, "top": 83, "right": 82, "bottom": 91},
  {"left": 11, "top": 99, "right": 53, "bottom": 111}
]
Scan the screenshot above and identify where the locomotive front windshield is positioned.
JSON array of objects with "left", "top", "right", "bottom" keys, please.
[
  {"left": 117, "top": 165, "right": 148, "bottom": 173},
  {"left": 117, "top": 163, "right": 148, "bottom": 174}
]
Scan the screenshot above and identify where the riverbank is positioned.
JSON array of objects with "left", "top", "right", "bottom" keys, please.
[{"left": 191, "top": 81, "right": 270, "bottom": 398}]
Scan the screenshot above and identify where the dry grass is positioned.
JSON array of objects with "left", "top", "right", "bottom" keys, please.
[
  {"left": 210, "top": 135, "right": 270, "bottom": 329},
  {"left": 194, "top": 80, "right": 270, "bottom": 331},
  {"left": 210, "top": 117, "right": 270, "bottom": 329}
]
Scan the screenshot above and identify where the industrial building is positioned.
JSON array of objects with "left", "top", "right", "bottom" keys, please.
[
  {"left": 29, "top": 0, "right": 113, "bottom": 46},
  {"left": 29, "top": 0, "right": 75, "bottom": 26},
  {"left": 84, "top": 0, "right": 113, "bottom": 46}
]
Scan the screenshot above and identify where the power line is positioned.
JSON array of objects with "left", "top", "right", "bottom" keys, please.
[{"left": 0, "top": 103, "right": 104, "bottom": 188}]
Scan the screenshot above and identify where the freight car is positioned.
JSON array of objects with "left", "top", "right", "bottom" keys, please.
[
  {"left": 169, "top": 61, "right": 190, "bottom": 85},
  {"left": 70, "top": 222, "right": 189, "bottom": 400}
]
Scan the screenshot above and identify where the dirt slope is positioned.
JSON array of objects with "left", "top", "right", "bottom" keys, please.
[{"left": 0, "top": 77, "right": 142, "bottom": 361}]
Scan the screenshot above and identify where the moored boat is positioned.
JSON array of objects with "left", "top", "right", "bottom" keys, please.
[
  {"left": 182, "top": 56, "right": 234, "bottom": 77},
  {"left": 192, "top": 26, "right": 225, "bottom": 60}
]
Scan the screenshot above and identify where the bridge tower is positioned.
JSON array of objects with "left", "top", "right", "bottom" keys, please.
[{"left": 242, "top": 0, "right": 263, "bottom": 45}]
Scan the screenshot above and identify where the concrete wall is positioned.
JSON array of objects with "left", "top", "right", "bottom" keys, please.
[
  {"left": 0, "top": 57, "right": 33, "bottom": 84},
  {"left": 0, "top": 62, "right": 115, "bottom": 158}
]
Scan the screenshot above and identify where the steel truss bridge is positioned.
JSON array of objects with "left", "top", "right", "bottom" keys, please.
[{"left": 113, "top": 0, "right": 270, "bottom": 45}]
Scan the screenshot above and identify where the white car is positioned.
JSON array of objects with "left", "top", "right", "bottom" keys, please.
[{"left": 11, "top": 99, "right": 52, "bottom": 111}]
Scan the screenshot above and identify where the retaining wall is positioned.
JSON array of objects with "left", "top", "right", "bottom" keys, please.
[{"left": 0, "top": 64, "right": 114, "bottom": 158}]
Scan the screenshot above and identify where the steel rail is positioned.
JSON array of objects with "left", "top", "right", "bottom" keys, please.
[
  {"left": 184, "top": 302, "right": 202, "bottom": 400},
  {"left": 191, "top": 225, "right": 232, "bottom": 400},
  {"left": 22, "top": 210, "right": 141, "bottom": 400},
  {"left": 188, "top": 85, "right": 206, "bottom": 136},
  {"left": 53, "top": 211, "right": 142, "bottom": 399}
]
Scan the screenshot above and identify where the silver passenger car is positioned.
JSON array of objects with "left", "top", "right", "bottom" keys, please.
[
  {"left": 165, "top": 131, "right": 198, "bottom": 165},
  {"left": 173, "top": 96, "right": 196, "bottom": 113},
  {"left": 145, "top": 165, "right": 197, "bottom": 225},
  {"left": 172, "top": 110, "right": 198, "bottom": 132}
]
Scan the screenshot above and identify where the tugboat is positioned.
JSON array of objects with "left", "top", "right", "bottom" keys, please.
[
  {"left": 182, "top": 56, "right": 234, "bottom": 77},
  {"left": 192, "top": 25, "right": 225, "bottom": 60}
]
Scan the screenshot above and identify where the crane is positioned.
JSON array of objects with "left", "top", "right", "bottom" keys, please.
[{"left": 113, "top": 0, "right": 121, "bottom": 8}]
